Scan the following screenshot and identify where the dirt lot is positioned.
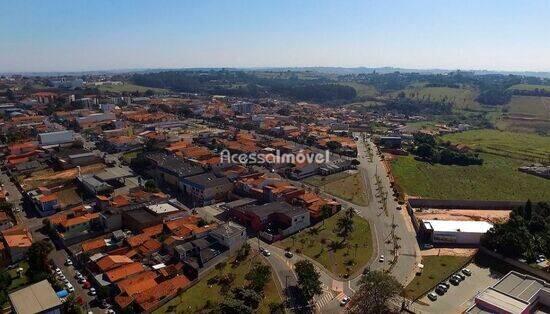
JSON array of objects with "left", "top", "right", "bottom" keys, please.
[
  {"left": 421, "top": 248, "right": 478, "bottom": 257},
  {"left": 414, "top": 208, "right": 510, "bottom": 224},
  {"left": 20, "top": 163, "right": 106, "bottom": 191}
]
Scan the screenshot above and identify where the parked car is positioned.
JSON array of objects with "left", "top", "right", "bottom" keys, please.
[
  {"left": 427, "top": 292, "right": 438, "bottom": 301},
  {"left": 285, "top": 251, "right": 293, "bottom": 258},
  {"left": 455, "top": 273, "right": 466, "bottom": 280},
  {"left": 440, "top": 282, "right": 450, "bottom": 290},
  {"left": 435, "top": 286, "right": 446, "bottom": 295},
  {"left": 82, "top": 281, "right": 91, "bottom": 289},
  {"left": 450, "top": 277, "right": 460, "bottom": 285},
  {"left": 422, "top": 243, "right": 434, "bottom": 250},
  {"left": 262, "top": 249, "right": 271, "bottom": 257},
  {"left": 66, "top": 283, "right": 74, "bottom": 293},
  {"left": 437, "top": 284, "right": 448, "bottom": 292},
  {"left": 462, "top": 268, "right": 472, "bottom": 276},
  {"left": 379, "top": 255, "right": 385, "bottom": 262},
  {"left": 89, "top": 288, "right": 96, "bottom": 296},
  {"left": 340, "top": 296, "right": 350, "bottom": 306},
  {"left": 65, "top": 259, "right": 73, "bottom": 266}
]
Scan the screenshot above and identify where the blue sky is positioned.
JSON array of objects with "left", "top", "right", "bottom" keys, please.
[{"left": 1, "top": 0, "right": 550, "bottom": 72}]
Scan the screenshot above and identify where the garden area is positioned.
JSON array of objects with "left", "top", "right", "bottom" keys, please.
[
  {"left": 276, "top": 209, "right": 373, "bottom": 277},
  {"left": 155, "top": 246, "right": 283, "bottom": 314}
]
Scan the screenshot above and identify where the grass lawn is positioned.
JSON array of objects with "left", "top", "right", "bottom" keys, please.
[
  {"left": 403, "top": 255, "right": 470, "bottom": 300},
  {"left": 441, "top": 129, "right": 550, "bottom": 161},
  {"left": 391, "top": 153, "right": 550, "bottom": 201},
  {"left": 5, "top": 261, "right": 30, "bottom": 292},
  {"left": 506, "top": 95, "right": 550, "bottom": 119},
  {"left": 154, "top": 254, "right": 281, "bottom": 314},
  {"left": 121, "top": 150, "right": 142, "bottom": 163},
  {"left": 96, "top": 82, "right": 169, "bottom": 94},
  {"left": 304, "top": 172, "right": 368, "bottom": 206},
  {"left": 275, "top": 211, "right": 373, "bottom": 277}
]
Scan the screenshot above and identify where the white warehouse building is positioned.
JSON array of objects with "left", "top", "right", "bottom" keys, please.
[
  {"left": 38, "top": 130, "right": 75, "bottom": 146},
  {"left": 421, "top": 219, "right": 493, "bottom": 245}
]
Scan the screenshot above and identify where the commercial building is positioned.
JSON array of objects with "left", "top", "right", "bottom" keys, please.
[
  {"left": 421, "top": 219, "right": 493, "bottom": 245},
  {"left": 38, "top": 130, "right": 75, "bottom": 146},
  {"left": 468, "top": 271, "right": 550, "bottom": 314},
  {"left": 9, "top": 280, "right": 62, "bottom": 314}
]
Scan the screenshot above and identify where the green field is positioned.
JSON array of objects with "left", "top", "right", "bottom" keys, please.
[
  {"left": 96, "top": 82, "right": 169, "bottom": 93},
  {"left": 276, "top": 211, "right": 373, "bottom": 277},
  {"left": 506, "top": 95, "right": 550, "bottom": 119},
  {"left": 398, "top": 86, "right": 481, "bottom": 109},
  {"left": 404, "top": 256, "right": 470, "bottom": 300},
  {"left": 155, "top": 254, "right": 281, "bottom": 314},
  {"left": 441, "top": 129, "right": 550, "bottom": 161},
  {"left": 341, "top": 82, "right": 379, "bottom": 97},
  {"left": 304, "top": 172, "right": 368, "bottom": 206},
  {"left": 391, "top": 153, "right": 550, "bottom": 201},
  {"left": 508, "top": 84, "right": 550, "bottom": 92}
]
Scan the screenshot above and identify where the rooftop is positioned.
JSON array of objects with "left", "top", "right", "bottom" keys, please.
[
  {"left": 423, "top": 219, "right": 493, "bottom": 233},
  {"left": 9, "top": 280, "right": 61, "bottom": 314}
]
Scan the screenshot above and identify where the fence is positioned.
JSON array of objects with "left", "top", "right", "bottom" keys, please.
[{"left": 408, "top": 199, "right": 526, "bottom": 210}]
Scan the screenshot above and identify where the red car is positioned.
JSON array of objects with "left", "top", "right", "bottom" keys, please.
[{"left": 82, "top": 281, "right": 91, "bottom": 289}]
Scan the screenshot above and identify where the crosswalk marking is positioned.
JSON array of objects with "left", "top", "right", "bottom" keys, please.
[{"left": 314, "top": 284, "right": 336, "bottom": 310}]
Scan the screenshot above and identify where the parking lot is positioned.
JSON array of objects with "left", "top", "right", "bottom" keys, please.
[{"left": 415, "top": 262, "right": 503, "bottom": 313}]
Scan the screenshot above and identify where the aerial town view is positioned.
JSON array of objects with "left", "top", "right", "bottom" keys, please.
[{"left": 0, "top": 1, "right": 549, "bottom": 314}]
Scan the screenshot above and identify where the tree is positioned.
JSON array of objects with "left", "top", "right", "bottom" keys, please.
[
  {"left": 232, "top": 287, "right": 262, "bottom": 309},
  {"left": 320, "top": 204, "right": 333, "bottom": 226},
  {"left": 143, "top": 180, "right": 159, "bottom": 193},
  {"left": 245, "top": 263, "right": 271, "bottom": 292},
  {"left": 0, "top": 201, "right": 13, "bottom": 212},
  {"left": 326, "top": 141, "right": 342, "bottom": 151},
  {"left": 220, "top": 297, "right": 253, "bottom": 314},
  {"left": 347, "top": 270, "right": 402, "bottom": 314},
  {"left": 268, "top": 302, "right": 285, "bottom": 314},
  {"left": 236, "top": 242, "right": 251, "bottom": 260},
  {"left": 350, "top": 159, "right": 360, "bottom": 166},
  {"left": 335, "top": 209, "right": 355, "bottom": 242},
  {"left": 63, "top": 294, "right": 83, "bottom": 314},
  {"left": 415, "top": 143, "right": 434, "bottom": 160},
  {"left": 28, "top": 240, "right": 53, "bottom": 274},
  {"left": 294, "top": 260, "right": 322, "bottom": 302}
]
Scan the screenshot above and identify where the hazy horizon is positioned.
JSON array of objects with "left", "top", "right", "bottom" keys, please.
[{"left": 2, "top": 0, "right": 550, "bottom": 73}]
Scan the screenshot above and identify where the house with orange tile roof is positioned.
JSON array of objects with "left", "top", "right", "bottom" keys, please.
[
  {"left": 114, "top": 270, "right": 159, "bottom": 310},
  {"left": 96, "top": 255, "right": 134, "bottom": 272},
  {"left": 1, "top": 226, "right": 33, "bottom": 262},
  {"left": 291, "top": 192, "right": 341, "bottom": 221},
  {"left": 133, "top": 275, "right": 190, "bottom": 312},
  {"left": 105, "top": 262, "right": 145, "bottom": 283}
]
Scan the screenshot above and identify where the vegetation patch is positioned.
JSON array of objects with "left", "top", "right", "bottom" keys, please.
[
  {"left": 403, "top": 255, "right": 470, "bottom": 300},
  {"left": 276, "top": 210, "right": 373, "bottom": 277},
  {"left": 391, "top": 153, "right": 550, "bottom": 201},
  {"left": 155, "top": 252, "right": 282, "bottom": 314},
  {"left": 305, "top": 172, "right": 368, "bottom": 206}
]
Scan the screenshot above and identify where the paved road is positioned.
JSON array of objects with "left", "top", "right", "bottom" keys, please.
[{"left": 269, "top": 133, "right": 421, "bottom": 312}]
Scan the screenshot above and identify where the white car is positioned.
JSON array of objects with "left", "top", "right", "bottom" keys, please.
[
  {"left": 66, "top": 283, "right": 74, "bottom": 292},
  {"left": 379, "top": 255, "right": 385, "bottom": 262},
  {"left": 89, "top": 288, "right": 97, "bottom": 296},
  {"left": 262, "top": 249, "right": 271, "bottom": 257},
  {"left": 65, "top": 259, "right": 73, "bottom": 266},
  {"left": 340, "top": 296, "right": 350, "bottom": 306},
  {"left": 55, "top": 268, "right": 62, "bottom": 275}
]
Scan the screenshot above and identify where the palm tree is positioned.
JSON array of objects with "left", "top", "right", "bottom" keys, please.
[
  {"left": 321, "top": 205, "right": 332, "bottom": 226},
  {"left": 336, "top": 214, "right": 354, "bottom": 243}
]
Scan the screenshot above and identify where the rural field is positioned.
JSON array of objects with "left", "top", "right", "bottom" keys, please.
[
  {"left": 506, "top": 95, "right": 550, "bottom": 119},
  {"left": 276, "top": 211, "right": 373, "bottom": 276},
  {"left": 508, "top": 84, "right": 550, "bottom": 92},
  {"left": 441, "top": 129, "right": 550, "bottom": 161},
  {"left": 398, "top": 86, "right": 481, "bottom": 109},
  {"left": 96, "top": 82, "right": 169, "bottom": 93},
  {"left": 391, "top": 153, "right": 550, "bottom": 201},
  {"left": 341, "top": 82, "right": 379, "bottom": 97}
]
